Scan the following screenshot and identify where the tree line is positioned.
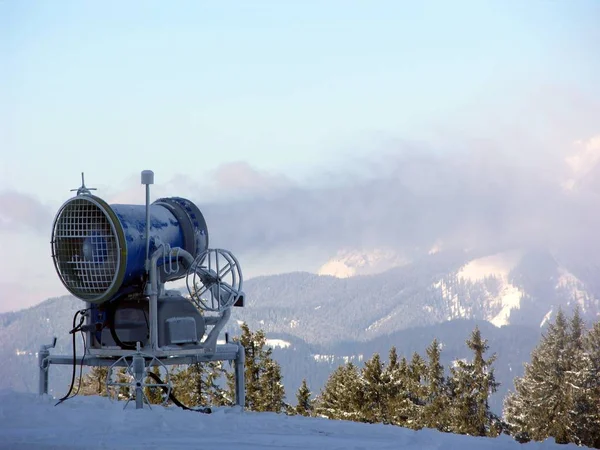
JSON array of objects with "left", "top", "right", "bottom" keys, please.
[
  {"left": 504, "top": 307, "right": 600, "bottom": 448},
  {"left": 309, "top": 326, "right": 502, "bottom": 436},
  {"left": 77, "top": 309, "right": 600, "bottom": 447}
]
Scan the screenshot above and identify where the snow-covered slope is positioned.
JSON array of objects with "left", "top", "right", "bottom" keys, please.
[
  {"left": 555, "top": 267, "right": 597, "bottom": 313},
  {"left": 435, "top": 249, "right": 600, "bottom": 328},
  {"left": 318, "top": 248, "right": 409, "bottom": 278},
  {"left": 457, "top": 250, "right": 524, "bottom": 327},
  {"left": 0, "top": 390, "right": 582, "bottom": 450}
]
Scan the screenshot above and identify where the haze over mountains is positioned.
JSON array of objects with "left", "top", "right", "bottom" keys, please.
[
  {"left": 3, "top": 135, "right": 600, "bottom": 312},
  {"left": 2, "top": 242, "right": 598, "bottom": 414},
  {"left": 2, "top": 135, "right": 600, "bottom": 417}
]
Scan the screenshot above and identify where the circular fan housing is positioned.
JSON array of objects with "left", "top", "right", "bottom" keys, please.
[{"left": 51, "top": 194, "right": 208, "bottom": 304}]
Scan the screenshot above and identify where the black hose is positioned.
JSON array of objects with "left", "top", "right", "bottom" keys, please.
[
  {"left": 147, "top": 371, "right": 211, "bottom": 414},
  {"left": 55, "top": 309, "right": 87, "bottom": 406},
  {"left": 107, "top": 299, "right": 145, "bottom": 350}
]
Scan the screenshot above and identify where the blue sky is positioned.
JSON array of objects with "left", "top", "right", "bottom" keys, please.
[
  {"left": 2, "top": 1, "right": 599, "bottom": 202},
  {"left": 1, "top": 1, "right": 599, "bottom": 311}
]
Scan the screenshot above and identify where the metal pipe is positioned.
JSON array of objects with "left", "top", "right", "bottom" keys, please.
[
  {"left": 149, "top": 248, "right": 162, "bottom": 350},
  {"left": 38, "top": 337, "right": 56, "bottom": 396},
  {"left": 145, "top": 184, "right": 150, "bottom": 270},
  {"left": 203, "top": 308, "right": 231, "bottom": 351},
  {"left": 149, "top": 248, "right": 195, "bottom": 351},
  {"left": 235, "top": 342, "right": 245, "bottom": 410},
  {"left": 38, "top": 348, "right": 49, "bottom": 395}
]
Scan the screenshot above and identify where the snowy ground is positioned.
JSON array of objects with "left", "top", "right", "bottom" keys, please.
[{"left": 0, "top": 390, "right": 582, "bottom": 450}]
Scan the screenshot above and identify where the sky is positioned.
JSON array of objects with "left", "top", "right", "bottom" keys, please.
[{"left": 1, "top": 1, "right": 600, "bottom": 312}]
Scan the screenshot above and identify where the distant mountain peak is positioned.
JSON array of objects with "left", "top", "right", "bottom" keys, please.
[
  {"left": 317, "top": 248, "right": 409, "bottom": 278},
  {"left": 457, "top": 250, "right": 524, "bottom": 282}
]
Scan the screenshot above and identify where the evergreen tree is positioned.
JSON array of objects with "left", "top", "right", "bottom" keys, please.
[
  {"left": 504, "top": 308, "right": 571, "bottom": 443},
  {"left": 360, "top": 353, "right": 386, "bottom": 423},
  {"left": 171, "top": 361, "right": 227, "bottom": 407},
  {"left": 227, "top": 322, "right": 287, "bottom": 412},
  {"left": 144, "top": 365, "right": 165, "bottom": 405},
  {"left": 314, "top": 362, "right": 363, "bottom": 421},
  {"left": 381, "top": 346, "right": 403, "bottom": 425},
  {"left": 295, "top": 379, "right": 313, "bottom": 417},
  {"left": 404, "top": 352, "right": 426, "bottom": 429},
  {"left": 78, "top": 366, "right": 108, "bottom": 396},
  {"left": 566, "top": 349, "right": 597, "bottom": 447},
  {"left": 223, "top": 369, "right": 237, "bottom": 406},
  {"left": 117, "top": 367, "right": 131, "bottom": 400},
  {"left": 241, "top": 323, "right": 267, "bottom": 410},
  {"left": 450, "top": 326, "right": 499, "bottom": 437},
  {"left": 564, "top": 307, "right": 596, "bottom": 446},
  {"left": 256, "top": 358, "right": 286, "bottom": 412},
  {"left": 581, "top": 321, "right": 600, "bottom": 448},
  {"left": 389, "top": 355, "right": 416, "bottom": 428},
  {"left": 423, "top": 339, "right": 451, "bottom": 432}
]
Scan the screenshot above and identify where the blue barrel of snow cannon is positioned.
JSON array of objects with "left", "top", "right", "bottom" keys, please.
[{"left": 51, "top": 194, "right": 208, "bottom": 304}]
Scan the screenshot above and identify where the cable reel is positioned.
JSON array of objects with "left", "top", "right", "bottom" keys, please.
[{"left": 186, "top": 248, "right": 243, "bottom": 312}]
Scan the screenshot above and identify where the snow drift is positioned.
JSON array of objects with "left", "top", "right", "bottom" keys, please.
[{"left": 0, "top": 390, "right": 584, "bottom": 450}]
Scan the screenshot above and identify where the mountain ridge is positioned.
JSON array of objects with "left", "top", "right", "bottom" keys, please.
[{"left": 2, "top": 246, "right": 599, "bottom": 415}]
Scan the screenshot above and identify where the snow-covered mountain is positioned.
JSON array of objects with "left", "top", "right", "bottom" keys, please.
[
  {"left": 2, "top": 245, "right": 599, "bottom": 416},
  {"left": 0, "top": 390, "right": 582, "bottom": 450},
  {"left": 316, "top": 247, "right": 600, "bottom": 332}
]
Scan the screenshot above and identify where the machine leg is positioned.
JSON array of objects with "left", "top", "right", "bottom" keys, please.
[
  {"left": 38, "top": 338, "right": 56, "bottom": 396},
  {"left": 235, "top": 343, "right": 245, "bottom": 410},
  {"left": 38, "top": 348, "right": 50, "bottom": 396},
  {"left": 132, "top": 354, "right": 146, "bottom": 410}
]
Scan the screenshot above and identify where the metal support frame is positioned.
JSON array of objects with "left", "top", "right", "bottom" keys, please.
[
  {"left": 235, "top": 341, "right": 245, "bottom": 408},
  {"left": 38, "top": 337, "right": 56, "bottom": 397},
  {"left": 38, "top": 244, "right": 246, "bottom": 411},
  {"left": 38, "top": 343, "right": 246, "bottom": 409}
]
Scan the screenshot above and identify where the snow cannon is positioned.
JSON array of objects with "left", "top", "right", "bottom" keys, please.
[
  {"left": 51, "top": 180, "right": 208, "bottom": 304},
  {"left": 48, "top": 171, "right": 244, "bottom": 351},
  {"left": 40, "top": 171, "right": 246, "bottom": 411}
]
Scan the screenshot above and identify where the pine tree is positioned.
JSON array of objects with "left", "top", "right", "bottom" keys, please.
[
  {"left": 295, "top": 379, "right": 313, "bottom": 417},
  {"left": 504, "top": 308, "right": 571, "bottom": 443},
  {"left": 314, "top": 362, "right": 363, "bottom": 421},
  {"left": 78, "top": 366, "right": 108, "bottom": 396},
  {"left": 449, "top": 326, "right": 499, "bottom": 437},
  {"left": 360, "top": 353, "right": 386, "bottom": 423},
  {"left": 171, "top": 361, "right": 227, "bottom": 407},
  {"left": 389, "top": 355, "right": 415, "bottom": 428},
  {"left": 564, "top": 307, "right": 595, "bottom": 446},
  {"left": 241, "top": 323, "right": 267, "bottom": 410},
  {"left": 257, "top": 358, "right": 286, "bottom": 412},
  {"left": 223, "top": 369, "right": 236, "bottom": 406},
  {"left": 405, "top": 352, "right": 426, "bottom": 429},
  {"left": 503, "top": 308, "right": 600, "bottom": 446},
  {"left": 381, "top": 346, "right": 403, "bottom": 425},
  {"left": 117, "top": 367, "right": 131, "bottom": 400},
  {"left": 226, "top": 323, "right": 287, "bottom": 412},
  {"left": 423, "top": 339, "right": 451, "bottom": 432},
  {"left": 582, "top": 321, "right": 600, "bottom": 448},
  {"left": 144, "top": 365, "right": 165, "bottom": 405}
]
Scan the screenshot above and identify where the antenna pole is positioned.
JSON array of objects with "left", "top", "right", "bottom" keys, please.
[
  {"left": 70, "top": 172, "right": 97, "bottom": 196},
  {"left": 141, "top": 170, "right": 154, "bottom": 273}
]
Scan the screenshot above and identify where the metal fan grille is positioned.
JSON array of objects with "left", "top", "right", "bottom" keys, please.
[{"left": 51, "top": 197, "right": 120, "bottom": 301}]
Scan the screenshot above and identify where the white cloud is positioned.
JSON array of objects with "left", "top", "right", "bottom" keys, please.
[
  {"left": 0, "top": 230, "right": 66, "bottom": 312},
  {"left": 0, "top": 191, "right": 53, "bottom": 233},
  {"left": 4, "top": 133, "right": 600, "bottom": 313},
  {"left": 563, "top": 135, "right": 600, "bottom": 191}
]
